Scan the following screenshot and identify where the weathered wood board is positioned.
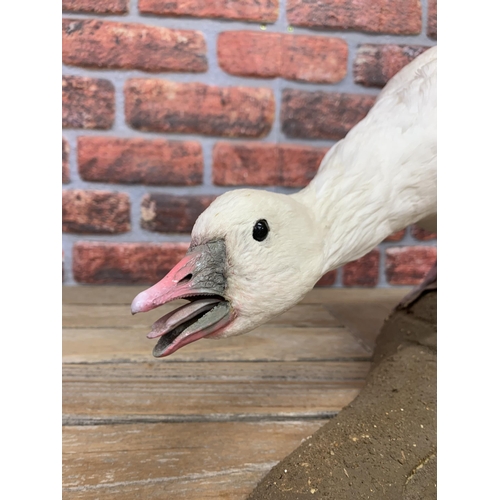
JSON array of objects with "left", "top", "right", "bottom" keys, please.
[
  {"left": 62, "top": 286, "right": 403, "bottom": 499},
  {"left": 63, "top": 421, "right": 326, "bottom": 500}
]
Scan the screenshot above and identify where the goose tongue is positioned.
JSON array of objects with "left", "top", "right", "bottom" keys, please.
[
  {"left": 152, "top": 301, "right": 232, "bottom": 357},
  {"left": 147, "top": 298, "right": 221, "bottom": 339}
]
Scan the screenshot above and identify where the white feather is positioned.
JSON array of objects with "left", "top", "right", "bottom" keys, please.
[{"left": 294, "top": 46, "right": 437, "bottom": 272}]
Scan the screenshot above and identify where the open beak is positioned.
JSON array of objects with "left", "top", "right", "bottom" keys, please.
[{"left": 131, "top": 240, "right": 234, "bottom": 357}]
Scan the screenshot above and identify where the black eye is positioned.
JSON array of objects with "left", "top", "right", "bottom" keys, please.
[{"left": 253, "top": 219, "right": 269, "bottom": 242}]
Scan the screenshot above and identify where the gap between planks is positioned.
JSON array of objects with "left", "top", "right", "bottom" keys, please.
[{"left": 63, "top": 411, "right": 339, "bottom": 426}]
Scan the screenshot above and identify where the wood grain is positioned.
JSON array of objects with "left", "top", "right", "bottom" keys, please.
[
  {"left": 63, "top": 420, "right": 326, "bottom": 499},
  {"left": 63, "top": 326, "right": 370, "bottom": 363},
  {"left": 62, "top": 285, "right": 408, "bottom": 306},
  {"left": 63, "top": 302, "right": 343, "bottom": 329},
  {"left": 61, "top": 286, "right": 402, "bottom": 499},
  {"left": 301, "top": 287, "right": 409, "bottom": 305},
  {"left": 63, "top": 285, "right": 144, "bottom": 304},
  {"left": 63, "top": 361, "right": 366, "bottom": 423},
  {"left": 325, "top": 288, "right": 410, "bottom": 348}
]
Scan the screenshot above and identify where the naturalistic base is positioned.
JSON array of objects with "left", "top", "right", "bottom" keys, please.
[{"left": 247, "top": 290, "right": 437, "bottom": 500}]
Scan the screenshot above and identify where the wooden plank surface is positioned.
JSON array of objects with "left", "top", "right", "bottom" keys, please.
[
  {"left": 325, "top": 288, "right": 410, "bottom": 348},
  {"left": 62, "top": 285, "right": 408, "bottom": 307},
  {"left": 63, "top": 326, "right": 370, "bottom": 363},
  {"left": 62, "top": 285, "right": 144, "bottom": 305},
  {"left": 62, "top": 285, "right": 403, "bottom": 500},
  {"left": 63, "top": 361, "right": 368, "bottom": 424},
  {"left": 63, "top": 420, "right": 326, "bottom": 499},
  {"left": 302, "top": 287, "right": 409, "bottom": 305},
  {"left": 63, "top": 302, "right": 343, "bottom": 329}
]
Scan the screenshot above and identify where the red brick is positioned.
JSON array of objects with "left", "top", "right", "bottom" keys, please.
[
  {"left": 354, "top": 44, "right": 430, "bottom": 88},
  {"left": 212, "top": 142, "right": 328, "bottom": 187},
  {"left": 287, "top": 0, "right": 422, "bottom": 35},
  {"left": 385, "top": 246, "right": 437, "bottom": 285},
  {"left": 141, "top": 194, "right": 216, "bottom": 234},
  {"left": 62, "top": 0, "right": 128, "bottom": 14},
  {"left": 62, "top": 190, "right": 130, "bottom": 234},
  {"left": 62, "top": 76, "right": 114, "bottom": 129},
  {"left": 342, "top": 249, "right": 380, "bottom": 287},
  {"left": 138, "top": 0, "right": 278, "bottom": 23},
  {"left": 125, "top": 79, "right": 274, "bottom": 138},
  {"left": 314, "top": 270, "right": 337, "bottom": 287},
  {"left": 63, "top": 19, "right": 207, "bottom": 73},
  {"left": 62, "top": 138, "right": 70, "bottom": 184},
  {"left": 384, "top": 229, "right": 406, "bottom": 242},
  {"left": 73, "top": 241, "right": 190, "bottom": 284},
  {"left": 428, "top": 0, "right": 437, "bottom": 39},
  {"left": 218, "top": 32, "right": 347, "bottom": 84},
  {"left": 78, "top": 137, "right": 203, "bottom": 186},
  {"left": 218, "top": 31, "right": 279, "bottom": 79},
  {"left": 410, "top": 225, "right": 437, "bottom": 241},
  {"left": 281, "top": 90, "right": 376, "bottom": 140}
]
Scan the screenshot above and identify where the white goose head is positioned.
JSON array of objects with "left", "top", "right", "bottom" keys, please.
[
  {"left": 131, "top": 189, "right": 325, "bottom": 357},
  {"left": 131, "top": 47, "right": 438, "bottom": 357}
]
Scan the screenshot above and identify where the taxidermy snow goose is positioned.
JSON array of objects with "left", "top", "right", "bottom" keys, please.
[{"left": 131, "top": 46, "right": 437, "bottom": 358}]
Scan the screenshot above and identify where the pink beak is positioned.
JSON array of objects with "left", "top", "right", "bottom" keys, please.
[
  {"left": 130, "top": 240, "right": 232, "bottom": 357},
  {"left": 131, "top": 245, "right": 209, "bottom": 314}
]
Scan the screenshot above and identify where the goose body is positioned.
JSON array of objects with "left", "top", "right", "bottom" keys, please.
[
  {"left": 297, "top": 46, "right": 437, "bottom": 272},
  {"left": 131, "top": 47, "right": 437, "bottom": 357}
]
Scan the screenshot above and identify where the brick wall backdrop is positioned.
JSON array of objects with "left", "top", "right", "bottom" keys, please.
[{"left": 62, "top": 0, "right": 437, "bottom": 287}]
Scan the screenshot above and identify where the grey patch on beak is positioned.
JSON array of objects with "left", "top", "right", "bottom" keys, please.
[{"left": 189, "top": 239, "right": 227, "bottom": 296}]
